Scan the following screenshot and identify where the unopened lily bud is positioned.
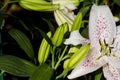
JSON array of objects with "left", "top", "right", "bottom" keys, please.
[
  {"left": 38, "top": 32, "right": 52, "bottom": 64},
  {"left": 68, "top": 46, "right": 80, "bottom": 54},
  {"left": 51, "top": 23, "right": 68, "bottom": 47},
  {"left": 19, "top": 0, "right": 59, "bottom": 11},
  {"left": 71, "top": 12, "right": 82, "bottom": 32},
  {"left": 67, "top": 44, "right": 90, "bottom": 69},
  {"left": 63, "top": 59, "right": 70, "bottom": 70}
]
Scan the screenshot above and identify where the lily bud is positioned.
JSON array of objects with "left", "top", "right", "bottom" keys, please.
[
  {"left": 51, "top": 23, "right": 68, "bottom": 47},
  {"left": 67, "top": 44, "right": 90, "bottom": 69},
  {"left": 71, "top": 12, "right": 82, "bottom": 32},
  {"left": 19, "top": 0, "right": 59, "bottom": 11},
  {"left": 38, "top": 32, "right": 52, "bottom": 64}
]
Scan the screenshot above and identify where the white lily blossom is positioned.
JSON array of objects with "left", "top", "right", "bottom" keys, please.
[
  {"left": 52, "top": 0, "right": 80, "bottom": 9},
  {"left": 53, "top": 0, "right": 83, "bottom": 31},
  {"left": 64, "top": 30, "right": 89, "bottom": 45},
  {"left": 67, "top": 4, "right": 120, "bottom": 80},
  {"left": 54, "top": 4, "right": 75, "bottom": 31}
]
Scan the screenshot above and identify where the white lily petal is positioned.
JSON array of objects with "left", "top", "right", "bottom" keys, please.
[
  {"left": 103, "top": 64, "right": 120, "bottom": 80},
  {"left": 65, "top": 4, "right": 77, "bottom": 10},
  {"left": 89, "top": 4, "right": 116, "bottom": 48},
  {"left": 111, "top": 26, "right": 120, "bottom": 54},
  {"left": 52, "top": 0, "right": 80, "bottom": 9},
  {"left": 108, "top": 56, "right": 120, "bottom": 68},
  {"left": 64, "top": 30, "right": 89, "bottom": 45},
  {"left": 54, "top": 10, "right": 74, "bottom": 31},
  {"left": 68, "top": 48, "right": 108, "bottom": 79},
  {"left": 64, "top": 7, "right": 75, "bottom": 20}
]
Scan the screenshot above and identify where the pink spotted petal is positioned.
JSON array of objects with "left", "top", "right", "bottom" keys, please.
[
  {"left": 89, "top": 4, "right": 116, "bottom": 49},
  {"left": 67, "top": 48, "right": 108, "bottom": 79},
  {"left": 108, "top": 56, "right": 120, "bottom": 68},
  {"left": 64, "top": 30, "right": 89, "bottom": 45},
  {"left": 111, "top": 26, "right": 120, "bottom": 54},
  {"left": 103, "top": 64, "right": 120, "bottom": 80}
]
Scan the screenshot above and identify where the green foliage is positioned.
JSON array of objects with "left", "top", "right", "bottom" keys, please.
[
  {"left": 0, "top": 55, "right": 37, "bottom": 77},
  {"left": 113, "top": 0, "right": 120, "bottom": 6},
  {"left": 8, "top": 28, "right": 35, "bottom": 60},
  {"left": 29, "top": 64, "right": 54, "bottom": 80}
]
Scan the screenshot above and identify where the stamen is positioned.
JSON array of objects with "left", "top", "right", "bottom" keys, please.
[
  {"left": 104, "top": 39, "right": 108, "bottom": 47},
  {"left": 112, "top": 38, "right": 115, "bottom": 44}
]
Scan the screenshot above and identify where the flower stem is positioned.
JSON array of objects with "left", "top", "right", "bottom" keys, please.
[
  {"left": 54, "top": 46, "right": 68, "bottom": 70},
  {"left": 56, "top": 69, "right": 69, "bottom": 80},
  {"left": 51, "top": 46, "right": 56, "bottom": 69}
]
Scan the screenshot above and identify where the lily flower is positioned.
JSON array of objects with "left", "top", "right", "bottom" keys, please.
[
  {"left": 67, "top": 4, "right": 120, "bottom": 80},
  {"left": 53, "top": 0, "right": 83, "bottom": 31}
]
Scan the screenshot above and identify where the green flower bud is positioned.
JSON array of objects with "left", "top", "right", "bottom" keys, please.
[
  {"left": 38, "top": 32, "right": 52, "bottom": 64},
  {"left": 19, "top": 0, "right": 59, "bottom": 11},
  {"left": 63, "top": 59, "right": 70, "bottom": 70},
  {"left": 71, "top": 12, "right": 82, "bottom": 32},
  {"left": 67, "top": 44, "right": 90, "bottom": 69},
  {"left": 51, "top": 23, "right": 68, "bottom": 47},
  {"left": 68, "top": 46, "right": 80, "bottom": 54}
]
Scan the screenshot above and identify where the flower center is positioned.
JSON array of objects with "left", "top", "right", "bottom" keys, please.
[{"left": 99, "top": 40, "right": 111, "bottom": 56}]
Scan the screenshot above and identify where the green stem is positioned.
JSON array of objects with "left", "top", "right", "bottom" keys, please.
[
  {"left": 54, "top": 46, "right": 68, "bottom": 70},
  {"left": 95, "top": 0, "right": 99, "bottom": 5},
  {"left": 18, "top": 20, "right": 30, "bottom": 31},
  {"left": 56, "top": 69, "right": 69, "bottom": 80},
  {"left": 51, "top": 46, "right": 56, "bottom": 69}
]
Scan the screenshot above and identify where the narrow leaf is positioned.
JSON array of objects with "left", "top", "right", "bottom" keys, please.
[
  {"left": 8, "top": 28, "right": 34, "bottom": 60},
  {"left": 95, "top": 71, "right": 102, "bottom": 80},
  {"left": 43, "top": 18, "right": 55, "bottom": 35},
  {"left": 29, "top": 64, "right": 54, "bottom": 80},
  {"left": 35, "top": 27, "right": 52, "bottom": 45},
  {"left": 0, "top": 55, "right": 37, "bottom": 77},
  {"left": 79, "top": 6, "right": 90, "bottom": 17}
]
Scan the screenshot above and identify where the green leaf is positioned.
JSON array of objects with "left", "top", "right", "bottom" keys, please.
[
  {"left": 79, "top": 5, "right": 91, "bottom": 18},
  {"left": 95, "top": 71, "right": 102, "bottom": 80},
  {"left": 18, "top": 19, "right": 30, "bottom": 31},
  {"left": 81, "top": 28, "right": 88, "bottom": 38},
  {"left": 8, "top": 28, "right": 34, "bottom": 60},
  {"left": 29, "top": 64, "right": 54, "bottom": 80},
  {"left": 113, "top": 0, "right": 120, "bottom": 6},
  {"left": 35, "top": 27, "right": 52, "bottom": 45},
  {"left": 0, "top": 55, "right": 37, "bottom": 77},
  {"left": 42, "top": 18, "right": 55, "bottom": 35}
]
